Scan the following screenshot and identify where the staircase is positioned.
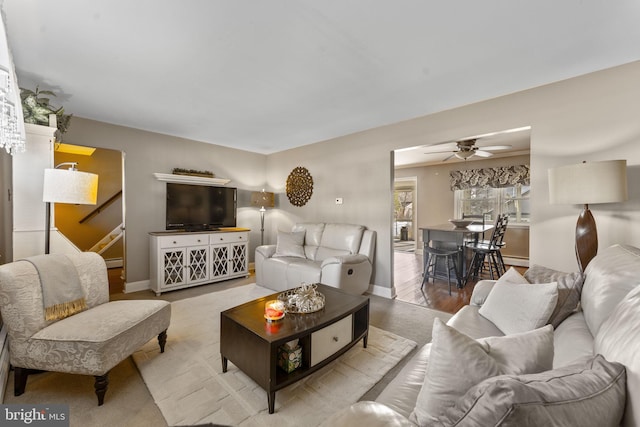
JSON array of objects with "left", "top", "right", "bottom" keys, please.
[{"left": 89, "top": 223, "right": 124, "bottom": 256}]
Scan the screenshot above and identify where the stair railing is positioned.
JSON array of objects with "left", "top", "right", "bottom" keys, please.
[{"left": 79, "top": 190, "right": 122, "bottom": 224}]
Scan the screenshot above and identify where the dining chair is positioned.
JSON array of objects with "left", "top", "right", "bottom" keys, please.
[
  {"left": 465, "top": 213, "right": 509, "bottom": 283},
  {"left": 462, "top": 210, "right": 493, "bottom": 241}
]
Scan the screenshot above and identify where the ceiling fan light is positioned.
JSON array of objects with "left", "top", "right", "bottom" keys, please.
[{"left": 454, "top": 151, "right": 474, "bottom": 160}]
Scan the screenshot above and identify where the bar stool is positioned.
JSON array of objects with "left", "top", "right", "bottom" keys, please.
[{"left": 421, "top": 245, "right": 461, "bottom": 295}]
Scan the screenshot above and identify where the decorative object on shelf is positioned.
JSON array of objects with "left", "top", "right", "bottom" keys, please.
[
  {"left": 0, "top": 16, "right": 26, "bottom": 155},
  {"left": 42, "top": 162, "right": 99, "bottom": 254},
  {"left": 278, "top": 283, "right": 325, "bottom": 313},
  {"left": 153, "top": 172, "right": 230, "bottom": 186},
  {"left": 20, "top": 86, "right": 72, "bottom": 136},
  {"left": 251, "top": 189, "right": 275, "bottom": 245},
  {"left": 548, "top": 159, "right": 628, "bottom": 272},
  {"left": 264, "top": 300, "right": 285, "bottom": 321},
  {"left": 172, "top": 168, "right": 215, "bottom": 178},
  {"left": 277, "top": 340, "right": 302, "bottom": 373},
  {"left": 286, "top": 166, "right": 313, "bottom": 207}
]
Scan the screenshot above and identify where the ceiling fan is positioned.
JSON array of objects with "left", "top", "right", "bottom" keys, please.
[{"left": 424, "top": 139, "right": 511, "bottom": 161}]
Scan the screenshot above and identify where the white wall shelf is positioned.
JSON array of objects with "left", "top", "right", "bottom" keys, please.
[{"left": 153, "top": 173, "right": 231, "bottom": 186}]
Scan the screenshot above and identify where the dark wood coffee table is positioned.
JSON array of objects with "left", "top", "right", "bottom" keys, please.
[{"left": 220, "top": 284, "right": 369, "bottom": 414}]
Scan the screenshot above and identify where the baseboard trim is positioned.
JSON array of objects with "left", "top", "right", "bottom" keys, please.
[
  {"left": 124, "top": 280, "right": 150, "bottom": 294},
  {"left": 105, "top": 258, "right": 124, "bottom": 269},
  {"left": 368, "top": 284, "right": 396, "bottom": 299},
  {"left": 504, "top": 257, "right": 529, "bottom": 268}
]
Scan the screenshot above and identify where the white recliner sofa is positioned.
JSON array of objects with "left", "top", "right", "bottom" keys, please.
[{"left": 255, "top": 223, "right": 376, "bottom": 295}]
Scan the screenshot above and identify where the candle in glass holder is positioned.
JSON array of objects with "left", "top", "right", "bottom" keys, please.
[{"left": 264, "top": 300, "right": 285, "bottom": 321}]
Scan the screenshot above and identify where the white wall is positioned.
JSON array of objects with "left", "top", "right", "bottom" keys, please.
[
  {"left": 266, "top": 136, "right": 392, "bottom": 289},
  {"left": 63, "top": 118, "right": 268, "bottom": 284},
  {"left": 267, "top": 60, "right": 640, "bottom": 292},
  {"left": 13, "top": 60, "right": 640, "bottom": 292}
]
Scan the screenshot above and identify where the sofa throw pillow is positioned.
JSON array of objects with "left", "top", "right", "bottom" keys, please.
[
  {"left": 409, "top": 319, "right": 553, "bottom": 425},
  {"left": 496, "top": 266, "right": 530, "bottom": 286},
  {"left": 470, "top": 267, "right": 528, "bottom": 306},
  {"left": 273, "top": 231, "right": 306, "bottom": 258},
  {"left": 440, "top": 354, "right": 626, "bottom": 427},
  {"left": 479, "top": 281, "right": 558, "bottom": 334},
  {"left": 525, "top": 264, "right": 584, "bottom": 328}
]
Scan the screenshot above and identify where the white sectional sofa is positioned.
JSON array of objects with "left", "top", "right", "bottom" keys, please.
[
  {"left": 326, "top": 244, "right": 640, "bottom": 426},
  {"left": 255, "top": 223, "right": 376, "bottom": 295}
]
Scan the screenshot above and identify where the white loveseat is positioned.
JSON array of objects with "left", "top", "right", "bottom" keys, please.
[
  {"left": 255, "top": 223, "right": 376, "bottom": 295},
  {"left": 326, "top": 244, "right": 640, "bottom": 426}
]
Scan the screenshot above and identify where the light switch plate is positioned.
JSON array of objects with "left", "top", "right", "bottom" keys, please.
[{"left": 335, "top": 197, "right": 343, "bottom": 205}]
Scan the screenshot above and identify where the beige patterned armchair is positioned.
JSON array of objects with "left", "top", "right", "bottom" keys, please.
[{"left": 0, "top": 252, "right": 171, "bottom": 405}]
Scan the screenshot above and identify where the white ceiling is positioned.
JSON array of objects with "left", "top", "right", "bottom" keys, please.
[{"left": 3, "top": 1, "right": 640, "bottom": 155}]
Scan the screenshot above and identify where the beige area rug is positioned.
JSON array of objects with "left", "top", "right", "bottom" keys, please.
[{"left": 133, "top": 284, "right": 417, "bottom": 426}]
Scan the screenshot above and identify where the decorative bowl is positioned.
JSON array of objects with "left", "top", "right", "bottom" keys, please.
[
  {"left": 448, "top": 219, "right": 474, "bottom": 228},
  {"left": 278, "top": 283, "right": 325, "bottom": 314}
]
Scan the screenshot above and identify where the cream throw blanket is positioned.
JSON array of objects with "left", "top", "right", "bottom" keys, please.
[{"left": 25, "top": 254, "right": 87, "bottom": 321}]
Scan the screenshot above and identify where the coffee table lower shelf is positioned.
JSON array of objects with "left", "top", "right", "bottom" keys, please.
[{"left": 220, "top": 285, "right": 369, "bottom": 414}]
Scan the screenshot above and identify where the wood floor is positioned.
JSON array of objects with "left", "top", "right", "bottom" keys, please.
[
  {"left": 394, "top": 250, "right": 525, "bottom": 314},
  {"left": 394, "top": 251, "right": 472, "bottom": 314}
]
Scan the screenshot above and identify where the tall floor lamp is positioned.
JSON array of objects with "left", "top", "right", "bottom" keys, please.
[
  {"left": 42, "top": 162, "right": 99, "bottom": 254},
  {"left": 548, "top": 159, "right": 628, "bottom": 272},
  {"left": 251, "top": 189, "right": 275, "bottom": 246}
]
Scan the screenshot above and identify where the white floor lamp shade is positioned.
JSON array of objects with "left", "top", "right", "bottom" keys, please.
[
  {"left": 43, "top": 168, "right": 99, "bottom": 205},
  {"left": 42, "top": 164, "right": 99, "bottom": 253}
]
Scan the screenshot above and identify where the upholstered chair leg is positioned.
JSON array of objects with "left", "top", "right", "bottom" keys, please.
[
  {"left": 94, "top": 373, "right": 109, "bottom": 406},
  {"left": 158, "top": 330, "right": 167, "bottom": 353},
  {"left": 14, "top": 367, "right": 28, "bottom": 396}
]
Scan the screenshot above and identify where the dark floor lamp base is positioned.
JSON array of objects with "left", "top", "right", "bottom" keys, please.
[
  {"left": 575, "top": 204, "right": 598, "bottom": 273},
  {"left": 45, "top": 202, "right": 52, "bottom": 254},
  {"left": 259, "top": 209, "right": 265, "bottom": 246}
]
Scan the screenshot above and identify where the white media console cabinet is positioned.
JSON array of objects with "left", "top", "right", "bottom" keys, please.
[{"left": 149, "top": 228, "right": 250, "bottom": 295}]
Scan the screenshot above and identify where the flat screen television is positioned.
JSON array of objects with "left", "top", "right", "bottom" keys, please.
[{"left": 166, "top": 183, "right": 237, "bottom": 231}]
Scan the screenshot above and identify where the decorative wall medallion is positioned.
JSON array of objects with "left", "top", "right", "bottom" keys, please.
[{"left": 286, "top": 166, "right": 313, "bottom": 207}]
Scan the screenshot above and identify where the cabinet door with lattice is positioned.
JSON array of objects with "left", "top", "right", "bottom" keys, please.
[
  {"left": 210, "top": 244, "right": 230, "bottom": 280},
  {"left": 231, "top": 242, "right": 248, "bottom": 275},
  {"left": 161, "top": 248, "right": 187, "bottom": 288},
  {"left": 187, "top": 245, "right": 209, "bottom": 283}
]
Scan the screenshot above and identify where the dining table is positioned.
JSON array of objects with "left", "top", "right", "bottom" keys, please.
[{"left": 419, "top": 223, "right": 494, "bottom": 287}]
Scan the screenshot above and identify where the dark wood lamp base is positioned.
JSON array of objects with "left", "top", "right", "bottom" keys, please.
[{"left": 575, "top": 204, "right": 598, "bottom": 273}]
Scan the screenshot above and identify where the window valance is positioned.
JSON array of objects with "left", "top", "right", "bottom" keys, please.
[{"left": 450, "top": 165, "right": 530, "bottom": 191}]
